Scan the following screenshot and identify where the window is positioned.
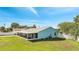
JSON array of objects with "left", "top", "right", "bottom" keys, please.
[
  {"left": 54, "top": 32, "right": 56, "bottom": 36},
  {"left": 35, "top": 33, "right": 38, "bottom": 38}
]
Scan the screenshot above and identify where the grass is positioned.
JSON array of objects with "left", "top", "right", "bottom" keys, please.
[{"left": 0, "top": 35, "right": 79, "bottom": 51}]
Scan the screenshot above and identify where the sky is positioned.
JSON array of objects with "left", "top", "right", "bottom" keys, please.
[{"left": 0, "top": 7, "right": 79, "bottom": 28}]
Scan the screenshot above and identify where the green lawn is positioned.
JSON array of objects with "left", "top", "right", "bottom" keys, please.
[{"left": 0, "top": 35, "right": 79, "bottom": 51}]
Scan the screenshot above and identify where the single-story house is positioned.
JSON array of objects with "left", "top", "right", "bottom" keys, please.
[{"left": 17, "top": 27, "right": 61, "bottom": 40}]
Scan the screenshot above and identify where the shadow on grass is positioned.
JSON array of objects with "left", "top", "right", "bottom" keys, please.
[{"left": 29, "top": 37, "right": 66, "bottom": 42}]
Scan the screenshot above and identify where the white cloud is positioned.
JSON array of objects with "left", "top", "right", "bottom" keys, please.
[{"left": 28, "top": 7, "right": 39, "bottom": 17}]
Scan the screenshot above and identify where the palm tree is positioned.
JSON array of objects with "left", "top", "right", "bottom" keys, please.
[{"left": 74, "top": 15, "right": 79, "bottom": 41}]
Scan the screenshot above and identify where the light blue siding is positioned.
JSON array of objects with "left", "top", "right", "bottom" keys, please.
[{"left": 38, "top": 27, "right": 58, "bottom": 39}]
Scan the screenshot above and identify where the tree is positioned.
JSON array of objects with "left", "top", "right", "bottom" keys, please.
[
  {"left": 74, "top": 15, "right": 79, "bottom": 40},
  {"left": 0, "top": 26, "right": 5, "bottom": 32},
  {"left": 11, "top": 22, "right": 20, "bottom": 28},
  {"left": 32, "top": 24, "right": 36, "bottom": 28},
  {"left": 5, "top": 28, "right": 12, "bottom": 32},
  {"left": 58, "top": 22, "right": 75, "bottom": 34}
]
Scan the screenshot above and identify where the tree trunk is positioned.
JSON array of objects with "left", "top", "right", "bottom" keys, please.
[
  {"left": 75, "top": 34, "right": 78, "bottom": 41},
  {"left": 74, "top": 23, "right": 78, "bottom": 41}
]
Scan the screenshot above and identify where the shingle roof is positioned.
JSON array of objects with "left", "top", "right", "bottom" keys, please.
[{"left": 19, "top": 27, "right": 55, "bottom": 33}]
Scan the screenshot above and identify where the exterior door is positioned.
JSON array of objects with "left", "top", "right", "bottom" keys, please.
[
  {"left": 28, "top": 34, "right": 33, "bottom": 39},
  {"left": 27, "top": 33, "right": 38, "bottom": 39}
]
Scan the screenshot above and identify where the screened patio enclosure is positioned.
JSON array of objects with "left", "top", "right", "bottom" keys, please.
[{"left": 17, "top": 33, "right": 38, "bottom": 39}]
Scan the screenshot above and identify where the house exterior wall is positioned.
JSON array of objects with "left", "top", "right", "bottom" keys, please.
[
  {"left": 58, "top": 33, "right": 79, "bottom": 42},
  {"left": 77, "top": 37, "right": 79, "bottom": 42},
  {"left": 62, "top": 34, "right": 79, "bottom": 40},
  {"left": 38, "top": 27, "right": 58, "bottom": 39},
  {"left": 62, "top": 34, "right": 75, "bottom": 39}
]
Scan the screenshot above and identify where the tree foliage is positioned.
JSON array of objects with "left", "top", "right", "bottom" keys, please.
[
  {"left": 58, "top": 22, "right": 75, "bottom": 34},
  {"left": 74, "top": 15, "right": 79, "bottom": 40},
  {"left": 0, "top": 26, "right": 12, "bottom": 32},
  {"left": 11, "top": 22, "right": 20, "bottom": 28},
  {"left": 32, "top": 24, "right": 36, "bottom": 28},
  {"left": 0, "top": 26, "right": 5, "bottom": 32}
]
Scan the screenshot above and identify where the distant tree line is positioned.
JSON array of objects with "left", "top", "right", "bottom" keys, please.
[
  {"left": 11, "top": 22, "right": 36, "bottom": 28},
  {"left": 58, "top": 15, "right": 79, "bottom": 41},
  {"left": 0, "top": 22, "right": 36, "bottom": 32}
]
